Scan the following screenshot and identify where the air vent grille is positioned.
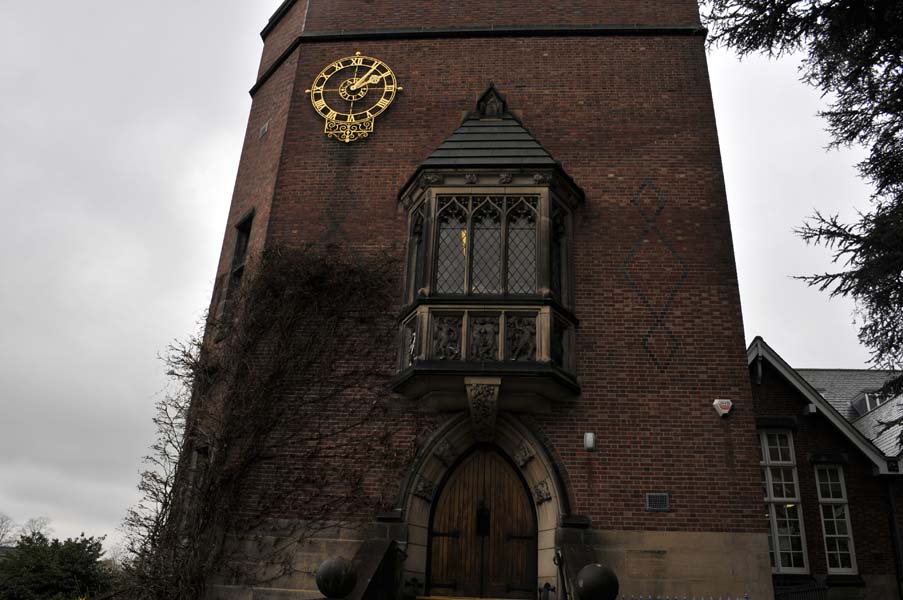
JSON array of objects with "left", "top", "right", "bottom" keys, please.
[{"left": 645, "top": 492, "right": 671, "bottom": 512}]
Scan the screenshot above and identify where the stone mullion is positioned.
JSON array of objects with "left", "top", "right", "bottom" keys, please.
[
  {"left": 463, "top": 197, "right": 474, "bottom": 295},
  {"left": 537, "top": 307, "right": 551, "bottom": 362},
  {"left": 537, "top": 188, "right": 551, "bottom": 297},
  {"left": 460, "top": 309, "right": 470, "bottom": 361},
  {"left": 423, "top": 191, "right": 438, "bottom": 297},
  {"left": 498, "top": 309, "right": 507, "bottom": 361},
  {"left": 500, "top": 196, "right": 510, "bottom": 295},
  {"left": 416, "top": 305, "right": 430, "bottom": 361}
]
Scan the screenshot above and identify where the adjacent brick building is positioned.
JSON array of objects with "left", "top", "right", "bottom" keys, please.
[
  {"left": 748, "top": 338, "right": 903, "bottom": 600},
  {"left": 201, "top": 1, "right": 777, "bottom": 598}
]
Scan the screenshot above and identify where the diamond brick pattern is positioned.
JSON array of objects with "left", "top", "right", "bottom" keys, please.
[{"left": 620, "top": 180, "right": 688, "bottom": 370}]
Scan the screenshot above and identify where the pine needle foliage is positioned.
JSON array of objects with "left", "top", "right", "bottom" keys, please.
[{"left": 703, "top": 1, "right": 903, "bottom": 399}]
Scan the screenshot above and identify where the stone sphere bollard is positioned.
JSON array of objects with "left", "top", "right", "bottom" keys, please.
[
  {"left": 316, "top": 556, "right": 357, "bottom": 599},
  {"left": 575, "top": 564, "right": 619, "bottom": 600}
]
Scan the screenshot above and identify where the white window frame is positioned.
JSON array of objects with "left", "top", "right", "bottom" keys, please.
[
  {"left": 815, "top": 465, "right": 858, "bottom": 575},
  {"left": 759, "top": 430, "right": 809, "bottom": 574},
  {"left": 865, "top": 392, "right": 889, "bottom": 412}
]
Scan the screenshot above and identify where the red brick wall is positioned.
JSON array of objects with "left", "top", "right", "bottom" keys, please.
[
  {"left": 212, "top": 51, "right": 300, "bottom": 285},
  {"left": 258, "top": 0, "right": 310, "bottom": 78},
  {"left": 256, "top": 0, "right": 703, "bottom": 81},
  {"left": 752, "top": 361, "right": 897, "bottom": 577},
  {"left": 223, "top": 31, "right": 764, "bottom": 534},
  {"left": 303, "top": 0, "right": 702, "bottom": 31}
]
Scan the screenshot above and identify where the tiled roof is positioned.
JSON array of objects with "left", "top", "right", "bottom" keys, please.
[
  {"left": 796, "top": 368, "right": 900, "bottom": 456},
  {"left": 853, "top": 398, "right": 903, "bottom": 457},
  {"left": 422, "top": 83, "right": 558, "bottom": 169},
  {"left": 796, "top": 369, "right": 895, "bottom": 419}
]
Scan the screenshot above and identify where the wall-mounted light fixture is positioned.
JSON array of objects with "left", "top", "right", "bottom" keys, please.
[{"left": 583, "top": 432, "right": 596, "bottom": 452}]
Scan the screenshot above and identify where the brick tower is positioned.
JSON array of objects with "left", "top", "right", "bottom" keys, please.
[{"left": 202, "top": 1, "right": 772, "bottom": 598}]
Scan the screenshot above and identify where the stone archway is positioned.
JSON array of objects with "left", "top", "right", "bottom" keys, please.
[{"left": 401, "top": 414, "right": 567, "bottom": 596}]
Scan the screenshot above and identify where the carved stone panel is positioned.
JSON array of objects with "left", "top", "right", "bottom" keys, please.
[
  {"left": 532, "top": 480, "right": 552, "bottom": 505},
  {"left": 414, "top": 477, "right": 437, "bottom": 502},
  {"left": 420, "top": 173, "right": 444, "bottom": 189},
  {"left": 433, "top": 439, "right": 458, "bottom": 467},
  {"left": 431, "top": 314, "right": 461, "bottom": 360},
  {"left": 513, "top": 443, "right": 535, "bottom": 469},
  {"left": 506, "top": 314, "right": 537, "bottom": 361},
  {"left": 469, "top": 315, "right": 500, "bottom": 361},
  {"left": 465, "top": 378, "right": 500, "bottom": 442}
]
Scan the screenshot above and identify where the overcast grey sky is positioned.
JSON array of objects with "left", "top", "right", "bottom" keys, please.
[{"left": 0, "top": 3, "right": 873, "bottom": 549}]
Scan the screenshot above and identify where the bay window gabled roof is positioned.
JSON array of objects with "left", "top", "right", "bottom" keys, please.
[
  {"left": 422, "top": 84, "right": 557, "bottom": 168},
  {"left": 399, "top": 83, "right": 584, "bottom": 203}
]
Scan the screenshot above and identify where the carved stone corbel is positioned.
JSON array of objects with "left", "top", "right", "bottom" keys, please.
[
  {"left": 433, "top": 439, "right": 458, "bottom": 467},
  {"left": 465, "top": 377, "right": 500, "bottom": 442}
]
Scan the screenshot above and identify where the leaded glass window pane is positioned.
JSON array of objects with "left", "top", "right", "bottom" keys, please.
[
  {"left": 431, "top": 195, "right": 542, "bottom": 297},
  {"left": 436, "top": 200, "right": 467, "bottom": 294},
  {"left": 507, "top": 199, "right": 537, "bottom": 294},
  {"left": 471, "top": 200, "right": 502, "bottom": 294}
]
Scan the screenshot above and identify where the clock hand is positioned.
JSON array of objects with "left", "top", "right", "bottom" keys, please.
[{"left": 350, "top": 64, "right": 379, "bottom": 91}]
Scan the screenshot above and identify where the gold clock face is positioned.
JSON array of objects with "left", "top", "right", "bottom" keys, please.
[{"left": 307, "top": 52, "right": 402, "bottom": 143}]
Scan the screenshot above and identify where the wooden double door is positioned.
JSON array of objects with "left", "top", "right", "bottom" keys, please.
[{"left": 427, "top": 447, "right": 537, "bottom": 599}]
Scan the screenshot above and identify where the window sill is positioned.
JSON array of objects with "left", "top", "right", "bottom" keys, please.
[{"left": 400, "top": 294, "right": 578, "bottom": 325}]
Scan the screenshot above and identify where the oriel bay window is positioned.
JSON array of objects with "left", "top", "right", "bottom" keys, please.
[
  {"left": 394, "top": 170, "right": 583, "bottom": 404},
  {"left": 393, "top": 86, "right": 584, "bottom": 404}
]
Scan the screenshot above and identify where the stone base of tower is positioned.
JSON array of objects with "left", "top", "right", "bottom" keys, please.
[
  {"left": 559, "top": 528, "right": 773, "bottom": 599},
  {"left": 205, "top": 524, "right": 773, "bottom": 600}
]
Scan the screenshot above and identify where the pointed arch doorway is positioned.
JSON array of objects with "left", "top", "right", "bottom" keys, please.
[{"left": 427, "top": 446, "right": 538, "bottom": 599}]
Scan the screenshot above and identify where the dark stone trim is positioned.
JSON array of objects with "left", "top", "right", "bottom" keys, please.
[
  {"left": 808, "top": 451, "right": 850, "bottom": 465},
  {"left": 251, "top": 37, "right": 304, "bottom": 97},
  {"left": 251, "top": 24, "right": 706, "bottom": 96},
  {"left": 824, "top": 574, "right": 865, "bottom": 587},
  {"left": 261, "top": 0, "right": 300, "bottom": 40},
  {"left": 756, "top": 415, "right": 799, "bottom": 430},
  {"left": 375, "top": 509, "right": 404, "bottom": 523},
  {"left": 390, "top": 361, "right": 580, "bottom": 395},
  {"left": 559, "top": 514, "right": 592, "bottom": 529}
]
